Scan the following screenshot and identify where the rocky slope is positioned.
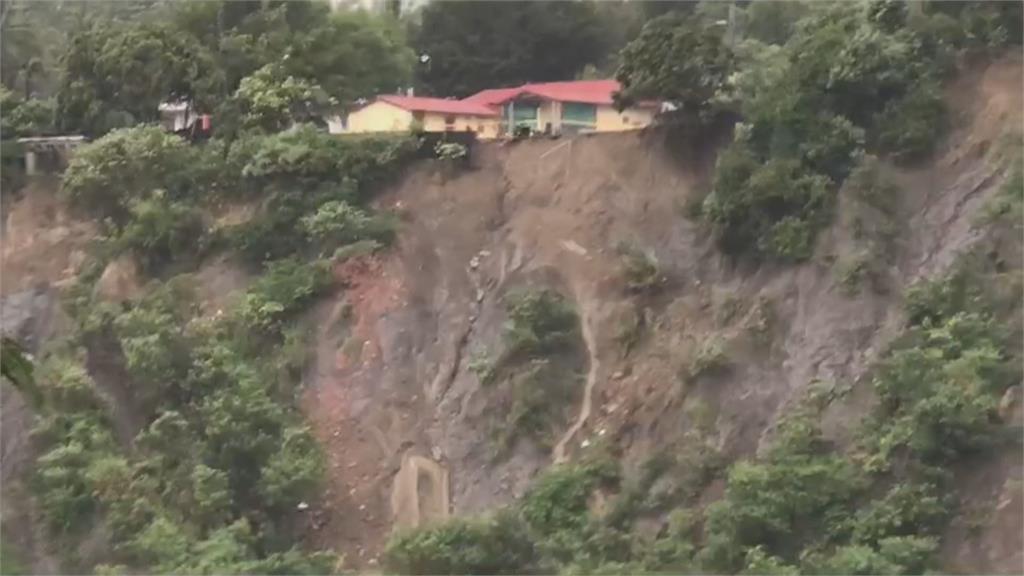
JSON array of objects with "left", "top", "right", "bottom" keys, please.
[{"left": 299, "top": 55, "right": 1023, "bottom": 570}]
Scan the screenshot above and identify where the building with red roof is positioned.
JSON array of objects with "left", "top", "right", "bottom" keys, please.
[
  {"left": 462, "top": 79, "right": 657, "bottom": 137},
  {"left": 345, "top": 94, "right": 502, "bottom": 137},
  {"left": 340, "top": 80, "right": 658, "bottom": 139}
]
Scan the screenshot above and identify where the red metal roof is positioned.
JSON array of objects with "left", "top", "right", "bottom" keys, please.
[
  {"left": 377, "top": 95, "right": 498, "bottom": 117},
  {"left": 462, "top": 80, "right": 623, "bottom": 106},
  {"left": 521, "top": 80, "right": 621, "bottom": 105},
  {"left": 462, "top": 87, "right": 523, "bottom": 106}
]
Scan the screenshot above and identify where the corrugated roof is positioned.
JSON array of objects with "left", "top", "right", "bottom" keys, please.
[
  {"left": 521, "top": 80, "right": 621, "bottom": 105},
  {"left": 462, "top": 80, "right": 623, "bottom": 106},
  {"left": 377, "top": 95, "right": 498, "bottom": 117},
  {"left": 462, "top": 87, "right": 523, "bottom": 106}
]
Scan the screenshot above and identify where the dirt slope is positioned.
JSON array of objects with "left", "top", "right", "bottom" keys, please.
[{"left": 299, "top": 56, "right": 1022, "bottom": 570}]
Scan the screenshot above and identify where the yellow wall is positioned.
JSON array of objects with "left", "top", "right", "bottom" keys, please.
[
  {"left": 347, "top": 98, "right": 652, "bottom": 137},
  {"left": 595, "top": 105, "right": 656, "bottom": 132},
  {"left": 347, "top": 101, "right": 413, "bottom": 133},
  {"left": 346, "top": 101, "right": 501, "bottom": 138},
  {"left": 420, "top": 112, "right": 501, "bottom": 139},
  {"left": 537, "top": 101, "right": 560, "bottom": 132}
]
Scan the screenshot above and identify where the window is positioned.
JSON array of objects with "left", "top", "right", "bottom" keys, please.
[
  {"left": 445, "top": 115, "right": 456, "bottom": 129},
  {"left": 561, "top": 102, "right": 597, "bottom": 127}
]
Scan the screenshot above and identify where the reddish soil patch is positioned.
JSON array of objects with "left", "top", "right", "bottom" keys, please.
[{"left": 301, "top": 254, "right": 410, "bottom": 569}]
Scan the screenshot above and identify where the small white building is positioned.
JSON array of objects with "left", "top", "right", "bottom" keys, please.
[{"left": 158, "top": 101, "right": 196, "bottom": 132}]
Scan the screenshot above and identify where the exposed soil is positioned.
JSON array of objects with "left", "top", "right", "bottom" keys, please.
[
  {"left": 1, "top": 175, "right": 95, "bottom": 296},
  {"left": 298, "top": 55, "right": 1023, "bottom": 571}
]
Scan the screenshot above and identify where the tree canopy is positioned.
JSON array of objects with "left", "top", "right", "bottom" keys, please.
[
  {"left": 614, "top": 12, "right": 735, "bottom": 122},
  {"left": 54, "top": 0, "right": 413, "bottom": 136},
  {"left": 410, "top": 1, "right": 610, "bottom": 97}
]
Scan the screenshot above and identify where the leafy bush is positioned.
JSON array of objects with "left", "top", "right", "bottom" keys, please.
[
  {"left": 1, "top": 88, "right": 56, "bottom": 137},
  {"left": 802, "top": 536, "right": 937, "bottom": 575},
  {"left": 616, "top": 242, "right": 662, "bottom": 294},
  {"left": 849, "top": 482, "right": 949, "bottom": 546},
  {"left": 687, "top": 337, "right": 729, "bottom": 379},
  {"left": 232, "top": 64, "right": 334, "bottom": 133},
  {"left": 301, "top": 200, "right": 395, "bottom": 254},
  {"left": 704, "top": 154, "right": 832, "bottom": 260},
  {"left": 117, "top": 194, "right": 206, "bottom": 274},
  {"left": 385, "top": 512, "right": 538, "bottom": 575},
  {"left": 257, "top": 426, "right": 324, "bottom": 512},
  {"left": 834, "top": 253, "right": 872, "bottom": 296},
  {"left": 229, "top": 131, "right": 413, "bottom": 265},
  {"left": 62, "top": 126, "right": 200, "bottom": 226},
  {"left": 31, "top": 356, "right": 118, "bottom": 535},
  {"left": 697, "top": 0, "right": 956, "bottom": 262},
  {"left": 979, "top": 155, "right": 1023, "bottom": 226},
  {"left": 241, "top": 258, "right": 330, "bottom": 333},
  {"left": 112, "top": 285, "right": 194, "bottom": 406},
  {"left": 741, "top": 546, "right": 798, "bottom": 576},
  {"left": 494, "top": 359, "right": 581, "bottom": 453},
  {"left": 503, "top": 289, "right": 579, "bottom": 358},
  {"left": 242, "top": 126, "right": 415, "bottom": 195},
  {"left": 700, "top": 414, "right": 864, "bottom": 571},
  {"left": 872, "top": 81, "right": 947, "bottom": 162},
  {"left": 865, "top": 312, "right": 1007, "bottom": 466},
  {"left": 521, "top": 458, "right": 619, "bottom": 538},
  {"left": 614, "top": 12, "right": 734, "bottom": 124}
]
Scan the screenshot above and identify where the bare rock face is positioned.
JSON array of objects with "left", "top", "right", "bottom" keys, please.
[{"left": 94, "top": 255, "right": 142, "bottom": 303}]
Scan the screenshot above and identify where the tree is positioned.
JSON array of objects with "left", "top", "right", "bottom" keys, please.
[
  {"left": 614, "top": 13, "right": 734, "bottom": 123},
  {"left": 385, "top": 512, "right": 538, "bottom": 575},
  {"left": 61, "top": 125, "right": 200, "bottom": 226},
  {"left": 169, "top": 1, "right": 411, "bottom": 110},
  {"left": 56, "top": 20, "right": 222, "bottom": 135},
  {"left": 284, "top": 9, "right": 413, "bottom": 104},
  {"left": 1, "top": 336, "right": 40, "bottom": 408},
  {"left": 411, "top": 1, "right": 609, "bottom": 97},
  {"left": 231, "top": 64, "right": 333, "bottom": 133}
]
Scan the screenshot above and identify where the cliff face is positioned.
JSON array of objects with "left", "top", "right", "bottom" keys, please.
[
  {"left": 2, "top": 56, "right": 1021, "bottom": 573},
  {"left": 298, "top": 56, "right": 1022, "bottom": 569}
]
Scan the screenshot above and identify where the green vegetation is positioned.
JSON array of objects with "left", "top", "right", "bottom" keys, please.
[
  {"left": 60, "top": 123, "right": 415, "bottom": 272},
  {"left": 834, "top": 253, "right": 872, "bottom": 296},
  {"left": 615, "top": 1, "right": 1021, "bottom": 262},
  {"left": 1, "top": 86, "right": 55, "bottom": 137},
  {"left": 18, "top": 6, "right": 419, "bottom": 569},
  {"left": 62, "top": 126, "right": 201, "bottom": 226},
  {"left": 32, "top": 253, "right": 338, "bottom": 573},
  {"left": 52, "top": 1, "right": 412, "bottom": 136},
  {"left": 385, "top": 512, "right": 538, "bottom": 575},
  {"left": 979, "top": 142, "right": 1024, "bottom": 227},
  {"left": 410, "top": 1, "right": 611, "bottom": 98},
  {"left": 485, "top": 289, "right": 584, "bottom": 455},
  {"left": 385, "top": 456, "right": 619, "bottom": 575},
  {"left": 616, "top": 242, "right": 662, "bottom": 294},
  {"left": 687, "top": 336, "right": 730, "bottom": 380},
  {"left": 1, "top": 336, "right": 40, "bottom": 408},
  {"left": 614, "top": 12, "right": 734, "bottom": 124},
  {"left": 240, "top": 258, "right": 330, "bottom": 334},
  {"left": 502, "top": 289, "right": 580, "bottom": 360}
]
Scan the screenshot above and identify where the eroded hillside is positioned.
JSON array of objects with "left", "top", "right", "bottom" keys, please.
[
  {"left": 298, "top": 56, "right": 1023, "bottom": 570},
  {"left": 1, "top": 56, "right": 1021, "bottom": 575}
]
